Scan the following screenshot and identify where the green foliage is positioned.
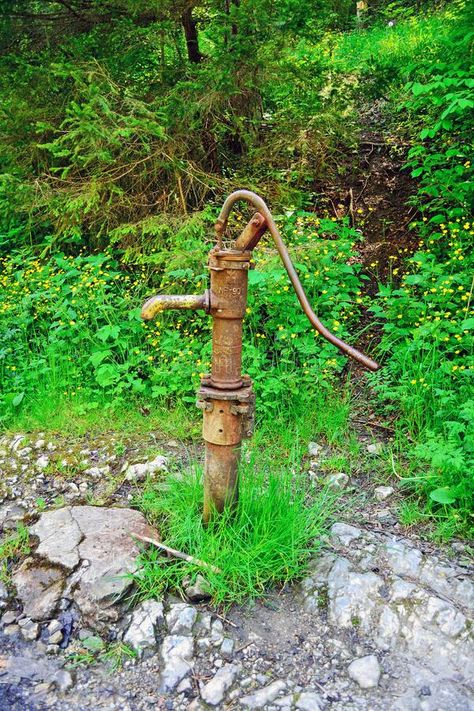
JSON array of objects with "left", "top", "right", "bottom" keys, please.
[
  {"left": 134, "top": 432, "right": 338, "bottom": 606},
  {"left": 403, "top": 68, "right": 473, "bottom": 215},
  {"left": 0, "top": 212, "right": 370, "bottom": 424},
  {"left": 0, "top": 524, "right": 30, "bottom": 583},
  {"left": 366, "top": 10, "right": 473, "bottom": 537},
  {"left": 67, "top": 637, "right": 137, "bottom": 671}
]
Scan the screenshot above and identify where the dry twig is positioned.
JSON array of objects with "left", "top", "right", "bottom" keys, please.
[{"left": 131, "top": 533, "right": 222, "bottom": 574}]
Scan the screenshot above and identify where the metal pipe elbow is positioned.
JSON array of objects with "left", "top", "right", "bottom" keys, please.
[{"left": 141, "top": 292, "right": 210, "bottom": 320}]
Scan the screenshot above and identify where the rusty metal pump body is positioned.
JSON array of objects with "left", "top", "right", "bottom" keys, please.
[{"left": 141, "top": 191, "right": 379, "bottom": 522}]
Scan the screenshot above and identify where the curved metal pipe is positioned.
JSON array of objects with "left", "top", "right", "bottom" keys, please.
[
  {"left": 215, "top": 189, "right": 380, "bottom": 372},
  {"left": 141, "top": 292, "right": 209, "bottom": 320}
]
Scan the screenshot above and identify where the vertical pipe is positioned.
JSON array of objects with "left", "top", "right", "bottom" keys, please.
[
  {"left": 202, "top": 250, "right": 251, "bottom": 522},
  {"left": 203, "top": 442, "right": 241, "bottom": 522}
]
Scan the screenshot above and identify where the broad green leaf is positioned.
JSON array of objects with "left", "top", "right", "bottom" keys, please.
[
  {"left": 12, "top": 392, "right": 25, "bottom": 407},
  {"left": 82, "top": 636, "right": 105, "bottom": 652},
  {"left": 429, "top": 488, "right": 457, "bottom": 505}
]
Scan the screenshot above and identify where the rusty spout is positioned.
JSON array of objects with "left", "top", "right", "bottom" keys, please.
[{"left": 141, "top": 292, "right": 210, "bottom": 320}]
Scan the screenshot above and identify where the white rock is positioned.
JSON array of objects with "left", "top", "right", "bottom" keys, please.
[
  {"left": 240, "top": 680, "right": 287, "bottom": 708},
  {"left": 1, "top": 610, "right": 17, "bottom": 625},
  {"left": 177, "top": 677, "right": 193, "bottom": 693},
  {"left": 84, "top": 465, "right": 110, "bottom": 479},
  {"left": 48, "top": 630, "right": 63, "bottom": 645},
  {"left": 347, "top": 655, "right": 381, "bottom": 689},
  {"left": 196, "top": 612, "right": 212, "bottom": 632},
  {"left": 374, "top": 486, "right": 394, "bottom": 501},
  {"left": 210, "top": 618, "right": 224, "bottom": 646},
  {"left": 166, "top": 603, "right": 197, "bottom": 635},
  {"left": 328, "top": 558, "right": 382, "bottom": 631},
  {"left": 331, "top": 523, "right": 362, "bottom": 546},
  {"left": 425, "top": 597, "right": 467, "bottom": 638},
  {"left": 367, "top": 442, "right": 383, "bottom": 455},
  {"left": 220, "top": 637, "right": 234, "bottom": 659},
  {"left": 185, "top": 574, "right": 211, "bottom": 602},
  {"left": 308, "top": 442, "right": 323, "bottom": 458},
  {"left": 200, "top": 663, "right": 240, "bottom": 705},
  {"left": 67, "top": 483, "right": 79, "bottom": 496},
  {"left": 124, "top": 599, "right": 164, "bottom": 656},
  {"left": 20, "top": 621, "right": 39, "bottom": 641},
  {"left": 12, "top": 559, "right": 65, "bottom": 621},
  {"left": 3, "top": 624, "right": 19, "bottom": 635},
  {"left": 125, "top": 455, "right": 168, "bottom": 482},
  {"left": 30, "top": 507, "right": 82, "bottom": 569},
  {"left": 159, "top": 635, "right": 194, "bottom": 692},
  {"left": 19, "top": 506, "right": 159, "bottom": 627},
  {"left": 295, "top": 691, "right": 323, "bottom": 710},
  {"left": 53, "top": 670, "right": 73, "bottom": 692},
  {"left": 36, "top": 455, "right": 49, "bottom": 470},
  {"left": 327, "top": 472, "right": 349, "bottom": 489},
  {"left": 384, "top": 541, "right": 422, "bottom": 577},
  {"left": 376, "top": 607, "right": 400, "bottom": 650},
  {"left": 47, "top": 619, "right": 62, "bottom": 635}
]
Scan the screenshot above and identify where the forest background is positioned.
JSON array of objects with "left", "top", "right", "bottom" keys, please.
[{"left": 0, "top": 0, "right": 472, "bottom": 541}]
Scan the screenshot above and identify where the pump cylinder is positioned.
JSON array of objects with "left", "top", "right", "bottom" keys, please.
[{"left": 208, "top": 250, "right": 250, "bottom": 390}]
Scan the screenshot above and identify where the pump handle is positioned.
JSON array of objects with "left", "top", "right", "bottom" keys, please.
[{"left": 215, "top": 190, "right": 379, "bottom": 372}]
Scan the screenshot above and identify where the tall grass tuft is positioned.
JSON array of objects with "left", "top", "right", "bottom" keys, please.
[{"left": 134, "top": 440, "right": 339, "bottom": 606}]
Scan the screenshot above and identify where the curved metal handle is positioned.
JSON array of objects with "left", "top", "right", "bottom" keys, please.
[{"left": 215, "top": 190, "right": 380, "bottom": 372}]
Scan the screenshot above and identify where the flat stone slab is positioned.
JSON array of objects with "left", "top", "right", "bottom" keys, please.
[
  {"left": 13, "top": 506, "right": 159, "bottom": 627},
  {"left": 13, "top": 559, "right": 64, "bottom": 621}
]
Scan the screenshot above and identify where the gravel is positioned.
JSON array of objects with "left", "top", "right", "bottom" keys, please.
[{"left": 0, "top": 431, "right": 472, "bottom": 711}]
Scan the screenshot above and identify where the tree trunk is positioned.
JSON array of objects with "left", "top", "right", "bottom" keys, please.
[{"left": 181, "top": 7, "right": 202, "bottom": 63}]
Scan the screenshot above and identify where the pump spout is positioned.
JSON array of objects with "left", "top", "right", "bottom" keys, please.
[{"left": 141, "top": 292, "right": 210, "bottom": 321}]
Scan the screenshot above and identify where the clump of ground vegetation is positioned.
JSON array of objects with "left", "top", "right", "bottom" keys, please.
[
  {"left": 134, "top": 428, "right": 339, "bottom": 605},
  {"left": 0, "top": 0, "right": 472, "bottom": 547}
]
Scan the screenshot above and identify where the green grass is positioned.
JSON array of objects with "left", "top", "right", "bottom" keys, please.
[
  {"left": 4, "top": 396, "right": 199, "bottom": 439},
  {"left": 133, "top": 434, "right": 340, "bottom": 606},
  {"left": 0, "top": 524, "right": 30, "bottom": 584},
  {"left": 331, "top": 11, "right": 463, "bottom": 73}
]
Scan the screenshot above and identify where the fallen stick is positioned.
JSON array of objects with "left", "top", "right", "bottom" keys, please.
[{"left": 132, "top": 533, "right": 222, "bottom": 574}]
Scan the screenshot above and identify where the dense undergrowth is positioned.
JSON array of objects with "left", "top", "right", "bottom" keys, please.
[{"left": 0, "top": 0, "right": 472, "bottom": 540}]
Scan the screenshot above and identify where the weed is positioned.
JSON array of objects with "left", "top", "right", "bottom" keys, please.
[
  {"left": 317, "top": 585, "right": 330, "bottom": 610},
  {"left": 398, "top": 500, "right": 428, "bottom": 528},
  {"left": 0, "top": 525, "right": 30, "bottom": 584},
  {"left": 99, "top": 642, "right": 138, "bottom": 671},
  {"left": 66, "top": 635, "right": 137, "bottom": 671},
  {"left": 321, "top": 454, "right": 351, "bottom": 474}
]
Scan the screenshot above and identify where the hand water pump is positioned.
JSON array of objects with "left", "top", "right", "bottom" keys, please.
[{"left": 141, "top": 191, "right": 379, "bottom": 522}]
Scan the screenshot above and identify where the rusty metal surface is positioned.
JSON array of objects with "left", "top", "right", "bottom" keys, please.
[
  {"left": 203, "top": 442, "right": 240, "bottom": 523},
  {"left": 215, "top": 190, "right": 380, "bottom": 372},
  {"left": 208, "top": 249, "right": 250, "bottom": 390},
  {"left": 141, "top": 292, "right": 209, "bottom": 320},
  {"left": 202, "top": 398, "right": 242, "bottom": 446},
  {"left": 234, "top": 212, "right": 267, "bottom": 251}
]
